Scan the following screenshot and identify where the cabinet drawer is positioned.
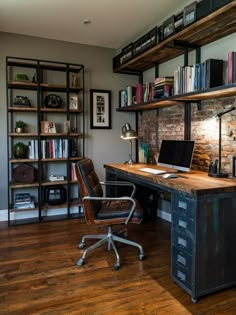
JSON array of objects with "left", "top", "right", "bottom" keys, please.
[
  {"left": 172, "top": 263, "right": 192, "bottom": 291},
  {"left": 172, "top": 212, "right": 194, "bottom": 236},
  {"left": 172, "top": 245, "right": 193, "bottom": 272},
  {"left": 172, "top": 193, "right": 195, "bottom": 219},
  {"left": 172, "top": 229, "right": 194, "bottom": 254}
]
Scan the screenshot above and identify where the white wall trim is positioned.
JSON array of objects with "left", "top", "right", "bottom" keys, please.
[{"left": 0, "top": 207, "right": 83, "bottom": 222}]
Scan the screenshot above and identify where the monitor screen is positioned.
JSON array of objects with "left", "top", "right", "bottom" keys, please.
[{"left": 157, "top": 140, "right": 195, "bottom": 172}]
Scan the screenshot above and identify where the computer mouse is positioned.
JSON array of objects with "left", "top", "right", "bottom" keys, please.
[{"left": 162, "top": 173, "right": 178, "bottom": 179}]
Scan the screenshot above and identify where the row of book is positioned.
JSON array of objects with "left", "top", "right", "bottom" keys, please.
[
  {"left": 173, "top": 59, "right": 223, "bottom": 95},
  {"left": 41, "top": 139, "right": 68, "bottom": 159},
  {"left": 119, "top": 53, "right": 236, "bottom": 107}
]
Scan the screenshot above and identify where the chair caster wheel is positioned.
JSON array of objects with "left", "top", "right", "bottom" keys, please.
[
  {"left": 77, "top": 258, "right": 84, "bottom": 266},
  {"left": 113, "top": 263, "right": 120, "bottom": 271},
  {"left": 191, "top": 297, "right": 198, "bottom": 303},
  {"left": 139, "top": 254, "right": 144, "bottom": 261},
  {"left": 78, "top": 242, "right": 85, "bottom": 249}
]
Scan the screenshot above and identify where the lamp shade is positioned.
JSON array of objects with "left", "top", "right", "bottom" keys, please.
[{"left": 121, "top": 123, "right": 137, "bottom": 140}]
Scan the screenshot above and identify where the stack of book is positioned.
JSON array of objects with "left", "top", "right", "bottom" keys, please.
[
  {"left": 13, "top": 193, "right": 35, "bottom": 209},
  {"left": 154, "top": 77, "right": 174, "bottom": 98}
]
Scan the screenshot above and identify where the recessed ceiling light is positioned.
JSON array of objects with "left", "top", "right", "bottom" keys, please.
[{"left": 83, "top": 19, "right": 91, "bottom": 25}]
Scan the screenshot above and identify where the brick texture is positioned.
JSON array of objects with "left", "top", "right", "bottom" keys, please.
[{"left": 138, "top": 97, "right": 236, "bottom": 175}]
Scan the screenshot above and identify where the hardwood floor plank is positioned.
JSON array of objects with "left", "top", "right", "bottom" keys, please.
[{"left": 0, "top": 218, "right": 235, "bottom": 314}]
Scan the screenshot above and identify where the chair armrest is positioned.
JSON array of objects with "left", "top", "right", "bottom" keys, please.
[
  {"left": 83, "top": 195, "right": 136, "bottom": 224},
  {"left": 100, "top": 181, "right": 136, "bottom": 197}
]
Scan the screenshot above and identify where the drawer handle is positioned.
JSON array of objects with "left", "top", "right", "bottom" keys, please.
[
  {"left": 177, "top": 237, "right": 187, "bottom": 248},
  {"left": 178, "top": 219, "right": 187, "bottom": 230},
  {"left": 178, "top": 200, "right": 187, "bottom": 211},
  {"left": 177, "top": 270, "right": 186, "bottom": 282},
  {"left": 177, "top": 254, "right": 186, "bottom": 267}
]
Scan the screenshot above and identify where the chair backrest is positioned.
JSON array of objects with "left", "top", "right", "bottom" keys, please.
[{"left": 76, "top": 159, "right": 103, "bottom": 224}]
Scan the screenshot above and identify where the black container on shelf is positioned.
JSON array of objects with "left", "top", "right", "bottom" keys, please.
[
  {"left": 120, "top": 43, "right": 133, "bottom": 65},
  {"left": 160, "top": 11, "right": 183, "bottom": 41},
  {"left": 133, "top": 27, "right": 158, "bottom": 57}
]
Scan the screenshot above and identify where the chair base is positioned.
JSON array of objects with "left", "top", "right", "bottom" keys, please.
[{"left": 77, "top": 226, "right": 144, "bottom": 270}]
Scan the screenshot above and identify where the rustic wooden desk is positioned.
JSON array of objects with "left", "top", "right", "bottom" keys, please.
[{"left": 104, "top": 163, "right": 236, "bottom": 302}]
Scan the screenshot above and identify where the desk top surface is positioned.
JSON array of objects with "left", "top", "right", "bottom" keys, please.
[{"left": 104, "top": 163, "right": 236, "bottom": 196}]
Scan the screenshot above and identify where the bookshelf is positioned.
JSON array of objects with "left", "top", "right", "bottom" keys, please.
[
  {"left": 114, "top": 2, "right": 236, "bottom": 112},
  {"left": 6, "top": 56, "right": 85, "bottom": 225},
  {"left": 113, "top": 2, "right": 236, "bottom": 74},
  {"left": 116, "top": 84, "right": 236, "bottom": 112}
]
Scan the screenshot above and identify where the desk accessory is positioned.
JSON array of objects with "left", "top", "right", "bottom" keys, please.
[
  {"left": 121, "top": 122, "right": 137, "bottom": 165},
  {"left": 208, "top": 105, "right": 236, "bottom": 178}
]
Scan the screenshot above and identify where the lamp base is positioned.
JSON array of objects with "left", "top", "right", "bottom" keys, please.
[
  {"left": 124, "top": 160, "right": 136, "bottom": 165},
  {"left": 208, "top": 172, "right": 228, "bottom": 178}
]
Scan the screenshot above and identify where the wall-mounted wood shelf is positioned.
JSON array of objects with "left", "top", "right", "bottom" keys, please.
[
  {"left": 114, "top": 2, "right": 236, "bottom": 74},
  {"left": 117, "top": 84, "right": 236, "bottom": 112}
]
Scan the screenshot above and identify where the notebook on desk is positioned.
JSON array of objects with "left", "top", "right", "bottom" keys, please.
[{"left": 139, "top": 167, "right": 166, "bottom": 175}]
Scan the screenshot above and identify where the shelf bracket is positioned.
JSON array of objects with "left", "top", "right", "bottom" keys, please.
[{"left": 165, "top": 40, "right": 199, "bottom": 50}]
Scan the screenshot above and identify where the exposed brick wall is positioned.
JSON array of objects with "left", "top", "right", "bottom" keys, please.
[{"left": 138, "top": 97, "right": 236, "bottom": 175}]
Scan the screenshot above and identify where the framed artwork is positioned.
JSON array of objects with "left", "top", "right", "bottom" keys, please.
[
  {"left": 69, "top": 95, "right": 80, "bottom": 110},
  {"left": 41, "top": 121, "right": 56, "bottom": 134},
  {"left": 90, "top": 89, "right": 111, "bottom": 129}
]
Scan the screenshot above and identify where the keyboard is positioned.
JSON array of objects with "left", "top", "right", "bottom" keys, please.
[{"left": 139, "top": 168, "right": 166, "bottom": 175}]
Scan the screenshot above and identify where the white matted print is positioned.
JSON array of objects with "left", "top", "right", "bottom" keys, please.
[{"left": 90, "top": 89, "right": 111, "bottom": 129}]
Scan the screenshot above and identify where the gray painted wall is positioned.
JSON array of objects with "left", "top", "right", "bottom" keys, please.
[{"left": 0, "top": 32, "right": 137, "bottom": 211}]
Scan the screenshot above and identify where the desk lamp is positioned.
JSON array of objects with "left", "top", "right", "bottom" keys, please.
[
  {"left": 121, "top": 123, "right": 137, "bottom": 165},
  {"left": 209, "top": 105, "right": 236, "bottom": 178}
]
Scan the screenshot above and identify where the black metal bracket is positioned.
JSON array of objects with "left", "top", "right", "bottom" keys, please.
[{"left": 166, "top": 40, "right": 199, "bottom": 50}]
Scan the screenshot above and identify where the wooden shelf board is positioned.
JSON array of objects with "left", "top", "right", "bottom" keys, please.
[
  {"left": 114, "top": 2, "right": 236, "bottom": 73},
  {"left": 40, "top": 108, "right": 67, "bottom": 112},
  {"left": 9, "top": 132, "right": 38, "bottom": 137},
  {"left": 10, "top": 159, "right": 38, "bottom": 163},
  {"left": 8, "top": 81, "right": 37, "bottom": 86},
  {"left": 10, "top": 182, "right": 39, "bottom": 188},
  {"left": 8, "top": 107, "right": 37, "bottom": 112},
  {"left": 117, "top": 85, "right": 236, "bottom": 112},
  {"left": 41, "top": 158, "right": 67, "bottom": 162},
  {"left": 41, "top": 180, "right": 68, "bottom": 186},
  {"left": 40, "top": 132, "right": 81, "bottom": 137}
]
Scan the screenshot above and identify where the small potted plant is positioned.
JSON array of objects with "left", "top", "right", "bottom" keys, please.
[
  {"left": 15, "top": 120, "right": 27, "bottom": 133},
  {"left": 13, "top": 142, "right": 28, "bottom": 158}
]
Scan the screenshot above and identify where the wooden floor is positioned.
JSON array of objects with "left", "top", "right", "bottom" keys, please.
[{"left": 0, "top": 217, "right": 236, "bottom": 315}]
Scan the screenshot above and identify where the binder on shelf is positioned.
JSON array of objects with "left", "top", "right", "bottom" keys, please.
[{"left": 205, "top": 58, "right": 223, "bottom": 88}]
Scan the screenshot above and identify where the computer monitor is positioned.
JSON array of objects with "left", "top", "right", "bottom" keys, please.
[{"left": 157, "top": 140, "right": 195, "bottom": 172}]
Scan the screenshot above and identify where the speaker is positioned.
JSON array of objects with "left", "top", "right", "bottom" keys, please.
[{"left": 44, "top": 185, "right": 66, "bottom": 205}]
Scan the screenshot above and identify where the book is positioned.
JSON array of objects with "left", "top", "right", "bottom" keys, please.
[
  {"left": 205, "top": 58, "right": 223, "bottom": 89},
  {"left": 136, "top": 83, "right": 143, "bottom": 103},
  {"left": 127, "top": 86, "right": 136, "bottom": 106},
  {"left": 228, "top": 51, "right": 236, "bottom": 84}
]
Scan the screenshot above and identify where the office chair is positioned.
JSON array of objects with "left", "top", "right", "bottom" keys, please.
[{"left": 75, "top": 158, "right": 144, "bottom": 270}]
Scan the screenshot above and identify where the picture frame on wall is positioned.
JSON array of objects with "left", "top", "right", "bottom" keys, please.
[{"left": 90, "top": 89, "right": 111, "bottom": 129}]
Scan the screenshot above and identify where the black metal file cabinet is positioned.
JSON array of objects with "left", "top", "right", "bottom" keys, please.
[{"left": 171, "top": 190, "right": 236, "bottom": 302}]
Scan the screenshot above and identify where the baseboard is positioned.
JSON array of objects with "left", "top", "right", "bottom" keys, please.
[
  {"left": 0, "top": 209, "right": 8, "bottom": 222},
  {"left": 0, "top": 207, "right": 83, "bottom": 222},
  {"left": 157, "top": 209, "right": 172, "bottom": 222}
]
